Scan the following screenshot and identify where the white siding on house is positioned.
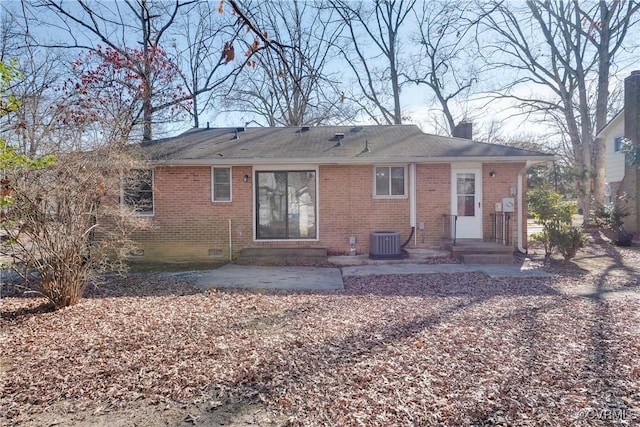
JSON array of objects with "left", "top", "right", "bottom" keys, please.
[{"left": 601, "top": 115, "right": 626, "bottom": 183}]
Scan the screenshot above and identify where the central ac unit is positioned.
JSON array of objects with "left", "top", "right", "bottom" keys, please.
[{"left": 370, "top": 231, "right": 401, "bottom": 259}]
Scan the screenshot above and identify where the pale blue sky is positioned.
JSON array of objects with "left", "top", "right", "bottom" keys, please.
[{"left": 4, "top": 0, "right": 639, "bottom": 145}]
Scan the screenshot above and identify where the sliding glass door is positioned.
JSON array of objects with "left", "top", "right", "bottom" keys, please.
[{"left": 256, "top": 171, "right": 317, "bottom": 239}]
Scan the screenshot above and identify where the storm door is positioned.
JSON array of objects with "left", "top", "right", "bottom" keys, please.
[{"left": 451, "top": 168, "right": 482, "bottom": 239}]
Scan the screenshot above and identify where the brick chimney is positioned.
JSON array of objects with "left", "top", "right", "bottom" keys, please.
[
  {"left": 452, "top": 121, "right": 473, "bottom": 140},
  {"left": 620, "top": 70, "right": 640, "bottom": 232},
  {"left": 625, "top": 70, "right": 640, "bottom": 148}
]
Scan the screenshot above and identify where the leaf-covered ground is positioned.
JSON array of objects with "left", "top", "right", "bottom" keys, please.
[{"left": 1, "top": 243, "right": 639, "bottom": 426}]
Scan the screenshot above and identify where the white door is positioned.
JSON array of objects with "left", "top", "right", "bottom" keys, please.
[{"left": 451, "top": 167, "right": 482, "bottom": 239}]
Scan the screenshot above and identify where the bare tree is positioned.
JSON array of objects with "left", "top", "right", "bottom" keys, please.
[
  {"left": 329, "top": 0, "right": 417, "bottom": 125},
  {"left": 404, "top": 0, "right": 486, "bottom": 135},
  {"left": 28, "top": 0, "right": 197, "bottom": 140},
  {"left": 7, "top": 49, "right": 76, "bottom": 154},
  {"left": 0, "top": 5, "right": 82, "bottom": 154},
  {"left": 0, "top": 5, "right": 21, "bottom": 61},
  {"left": 480, "top": 0, "right": 639, "bottom": 220},
  {"left": 1, "top": 60, "right": 150, "bottom": 309},
  {"left": 222, "top": 0, "right": 348, "bottom": 126},
  {"left": 581, "top": 1, "right": 640, "bottom": 204},
  {"left": 168, "top": 1, "right": 245, "bottom": 129}
]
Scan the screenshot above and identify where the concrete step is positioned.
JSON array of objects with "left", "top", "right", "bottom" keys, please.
[
  {"left": 461, "top": 253, "right": 514, "bottom": 264},
  {"left": 405, "top": 247, "right": 450, "bottom": 259},
  {"left": 446, "top": 244, "right": 514, "bottom": 255},
  {"left": 237, "top": 247, "right": 327, "bottom": 265}
]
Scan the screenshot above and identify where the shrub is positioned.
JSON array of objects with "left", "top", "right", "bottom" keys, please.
[
  {"left": 527, "top": 185, "right": 586, "bottom": 260},
  {"left": 528, "top": 230, "right": 555, "bottom": 257},
  {"left": 527, "top": 186, "right": 576, "bottom": 229},
  {"left": 2, "top": 149, "right": 148, "bottom": 308},
  {"left": 549, "top": 226, "right": 587, "bottom": 260},
  {"left": 592, "top": 200, "right": 633, "bottom": 246},
  {"left": 1, "top": 60, "right": 149, "bottom": 309}
]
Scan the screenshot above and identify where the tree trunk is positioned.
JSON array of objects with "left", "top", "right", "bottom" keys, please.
[
  {"left": 192, "top": 94, "right": 199, "bottom": 128},
  {"left": 141, "top": 0, "right": 153, "bottom": 141},
  {"left": 593, "top": 1, "right": 613, "bottom": 205}
]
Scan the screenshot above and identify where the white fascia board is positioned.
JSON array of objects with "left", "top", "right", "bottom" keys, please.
[{"left": 596, "top": 110, "right": 624, "bottom": 138}]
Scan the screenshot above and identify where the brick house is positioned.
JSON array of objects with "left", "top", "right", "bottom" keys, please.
[
  {"left": 124, "top": 124, "right": 552, "bottom": 262},
  {"left": 596, "top": 70, "right": 640, "bottom": 233}
]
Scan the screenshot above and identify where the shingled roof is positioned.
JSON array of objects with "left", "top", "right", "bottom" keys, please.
[{"left": 142, "top": 125, "right": 553, "bottom": 165}]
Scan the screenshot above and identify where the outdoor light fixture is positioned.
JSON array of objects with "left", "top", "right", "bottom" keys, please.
[
  {"left": 489, "top": 170, "right": 497, "bottom": 177},
  {"left": 243, "top": 174, "right": 249, "bottom": 182}
]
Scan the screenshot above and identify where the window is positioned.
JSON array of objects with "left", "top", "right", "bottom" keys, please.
[
  {"left": 122, "top": 169, "right": 153, "bottom": 216},
  {"left": 614, "top": 136, "right": 623, "bottom": 153},
  {"left": 374, "top": 166, "right": 406, "bottom": 197},
  {"left": 256, "top": 170, "right": 316, "bottom": 239},
  {"left": 456, "top": 173, "right": 476, "bottom": 216},
  {"left": 212, "top": 167, "right": 232, "bottom": 202},
  {"left": 604, "top": 185, "right": 612, "bottom": 205}
]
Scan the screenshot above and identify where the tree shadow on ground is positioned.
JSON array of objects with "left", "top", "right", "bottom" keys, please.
[
  {"left": 226, "top": 277, "right": 561, "bottom": 385},
  {"left": 0, "top": 301, "right": 55, "bottom": 321},
  {"left": 2, "top": 274, "right": 203, "bottom": 300},
  {"left": 339, "top": 272, "right": 563, "bottom": 298},
  {"left": 82, "top": 274, "right": 202, "bottom": 298},
  {"left": 584, "top": 243, "right": 638, "bottom": 413},
  {"left": 209, "top": 251, "right": 639, "bottom": 424}
]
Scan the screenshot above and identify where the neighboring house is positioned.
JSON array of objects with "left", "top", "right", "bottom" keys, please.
[
  {"left": 598, "top": 109, "right": 626, "bottom": 201},
  {"left": 125, "top": 124, "right": 553, "bottom": 262},
  {"left": 596, "top": 70, "right": 640, "bottom": 233}
]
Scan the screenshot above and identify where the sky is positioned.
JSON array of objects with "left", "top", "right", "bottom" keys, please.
[{"left": 4, "top": 0, "right": 640, "bottom": 146}]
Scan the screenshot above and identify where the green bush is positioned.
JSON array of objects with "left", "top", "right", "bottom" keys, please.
[
  {"left": 527, "top": 185, "right": 586, "bottom": 260},
  {"left": 549, "top": 226, "right": 587, "bottom": 260},
  {"left": 529, "top": 230, "right": 555, "bottom": 257},
  {"left": 592, "top": 200, "right": 633, "bottom": 246},
  {"left": 527, "top": 186, "right": 576, "bottom": 228},
  {"left": 593, "top": 201, "right": 628, "bottom": 229}
]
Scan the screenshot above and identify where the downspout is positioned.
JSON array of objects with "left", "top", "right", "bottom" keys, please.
[
  {"left": 410, "top": 163, "right": 416, "bottom": 229},
  {"left": 228, "top": 218, "right": 233, "bottom": 262},
  {"left": 403, "top": 163, "right": 417, "bottom": 248},
  {"left": 516, "top": 161, "right": 531, "bottom": 254}
]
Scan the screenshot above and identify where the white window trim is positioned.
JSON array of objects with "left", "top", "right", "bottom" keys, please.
[
  {"left": 211, "top": 166, "right": 232, "bottom": 203},
  {"left": 613, "top": 135, "right": 624, "bottom": 153},
  {"left": 373, "top": 165, "right": 408, "bottom": 199},
  {"left": 121, "top": 168, "right": 154, "bottom": 217},
  {"left": 252, "top": 164, "right": 320, "bottom": 242}
]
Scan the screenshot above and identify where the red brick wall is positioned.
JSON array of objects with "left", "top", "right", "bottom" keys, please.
[
  {"left": 132, "top": 165, "right": 254, "bottom": 261},
  {"left": 482, "top": 163, "right": 527, "bottom": 247},
  {"left": 415, "top": 164, "right": 451, "bottom": 246},
  {"left": 319, "top": 165, "right": 410, "bottom": 255},
  {"left": 131, "top": 162, "right": 528, "bottom": 262}
]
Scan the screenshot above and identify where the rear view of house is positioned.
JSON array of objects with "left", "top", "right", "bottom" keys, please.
[{"left": 124, "top": 124, "right": 552, "bottom": 263}]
